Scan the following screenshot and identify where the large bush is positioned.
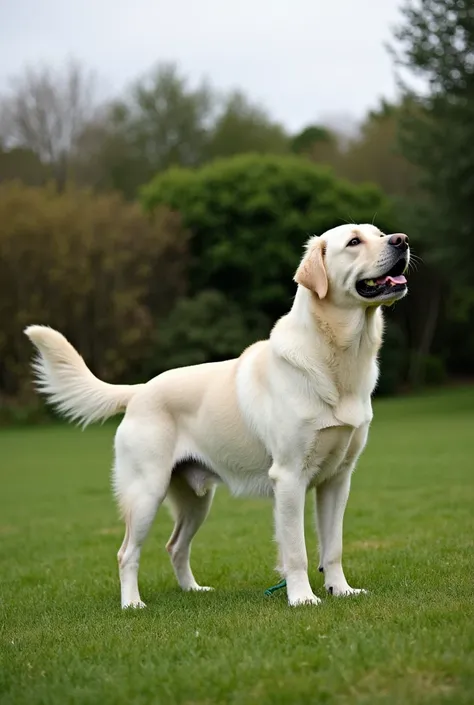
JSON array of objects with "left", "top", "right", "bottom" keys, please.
[
  {"left": 141, "top": 154, "right": 396, "bottom": 328},
  {"left": 0, "top": 183, "right": 188, "bottom": 404},
  {"left": 153, "top": 289, "right": 267, "bottom": 371}
]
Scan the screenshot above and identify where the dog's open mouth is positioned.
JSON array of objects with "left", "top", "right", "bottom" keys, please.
[{"left": 356, "top": 257, "right": 408, "bottom": 299}]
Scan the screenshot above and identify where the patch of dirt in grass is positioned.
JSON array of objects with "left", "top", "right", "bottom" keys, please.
[
  {"left": 0, "top": 525, "right": 18, "bottom": 535},
  {"left": 348, "top": 538, "right": 399, "bottom": 551},
  {"left": 97, "top": 526, "right": 121, "bottom": 536}
]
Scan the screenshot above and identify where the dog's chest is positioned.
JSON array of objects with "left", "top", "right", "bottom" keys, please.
[{"left": 330, "top": 350, "right": 378, "bottom": 428}]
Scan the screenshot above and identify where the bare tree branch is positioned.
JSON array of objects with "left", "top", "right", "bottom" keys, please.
[{"left": 0, "top": 59, "right": 100, "bottom": 188}]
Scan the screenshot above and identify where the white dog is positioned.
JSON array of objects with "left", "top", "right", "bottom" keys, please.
[{"left": 25, "top": 223, "right": 409, "bottom": 608}]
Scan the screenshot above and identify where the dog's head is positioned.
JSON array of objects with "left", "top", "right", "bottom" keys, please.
[{"left": 295, "top": 224, "right": 410, "bottom": 307}]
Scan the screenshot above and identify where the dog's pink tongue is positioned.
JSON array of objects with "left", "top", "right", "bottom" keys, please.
[{"left": 376, "top": 274, "right": 407, "bottom": 285}]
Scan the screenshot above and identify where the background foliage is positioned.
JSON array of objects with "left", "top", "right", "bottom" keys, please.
[
  {"left": 1, "top": 0, "right": 473, "bottom": 421},
  {"left": 0, "top": 184, "right": 187, "bottom": 418}
]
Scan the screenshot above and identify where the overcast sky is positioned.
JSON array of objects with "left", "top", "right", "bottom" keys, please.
[{"left": 0, "top": 0, "right": 405, "bottom": 132}]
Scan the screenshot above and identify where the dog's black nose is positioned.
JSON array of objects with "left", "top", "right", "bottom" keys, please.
[{"left": 388, "top": 233, "right": 409, "bottom": 251}]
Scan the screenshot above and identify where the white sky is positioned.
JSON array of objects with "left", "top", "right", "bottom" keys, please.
[{"left": 0, "top": 0, "right": 405, "bottom": 132}]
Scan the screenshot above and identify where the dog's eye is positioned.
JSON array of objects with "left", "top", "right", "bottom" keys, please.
[{"left": 347, "top": 237, "right": 361, "bottom": 247}]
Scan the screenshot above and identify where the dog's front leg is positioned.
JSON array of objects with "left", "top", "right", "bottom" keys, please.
[
  {"left": 316, "top": 469, "right": 366, "bottom": 596},
  {"left": 316, "top": 423, "right": 369, "bottom": 597},
  {"left": 270, "top": 464, "right": 320, "bottom": 606}
]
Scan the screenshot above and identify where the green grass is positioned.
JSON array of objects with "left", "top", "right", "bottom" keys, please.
[{"left": 1, "top": 387, "right": 473, "bottom": 705}]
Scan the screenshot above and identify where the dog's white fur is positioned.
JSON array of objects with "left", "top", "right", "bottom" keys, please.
[{"left": 25, "top": 223, "right": 409, "bottom": 608}]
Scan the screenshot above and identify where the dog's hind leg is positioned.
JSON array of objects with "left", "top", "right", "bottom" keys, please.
[
  {"left": 113, "top": 418, "right": 175, "bottom": 608},
  {"left": 166, "top": 470, "right": 215, "bottom": 592}
]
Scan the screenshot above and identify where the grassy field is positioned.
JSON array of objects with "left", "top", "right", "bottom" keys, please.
[{"left": 1, "top": 387, "right": 473, "bottom": 705}]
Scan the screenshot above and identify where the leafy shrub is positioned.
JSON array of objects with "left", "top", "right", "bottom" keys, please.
[
  {"left": 152, "top": 289, "right": 270, "bottom": 373},
  {"left": 0, "top": 182, "right": 188, "bottom": 408},
  {"left": 142, "top": 154, "right": 396, "bottom": 324}
]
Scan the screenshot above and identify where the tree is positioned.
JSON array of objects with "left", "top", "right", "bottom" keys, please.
[
  {"left": 291, "top": 124, "right": 343, "bottom": 170},
  {"left": 0, "top": 60, "right": 99, "bottom": 190},
  {"left": 336, "top": 101, "right": 419, "bottom": 199},
  {"left": 83, "top": 63, "right": 214, "bottom": 198},
  {"left": 291, "top": 124, "right": 335, "bottom": 154},
  {"left": 123, "top": 63, "right": 214, "bottom": 170},
  {"left": 391, "top": 0, "right": 474, "bottom": 279},
  {"left": 389, "top": 0, "right": 474, "bottom": 385},
  {"left": 207, "top": 91, "right": 289, "bottom": 159}
]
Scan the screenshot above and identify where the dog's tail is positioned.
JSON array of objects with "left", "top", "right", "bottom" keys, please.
[{"left": 24, "top": 325, "right": 143, "bottom": 427}]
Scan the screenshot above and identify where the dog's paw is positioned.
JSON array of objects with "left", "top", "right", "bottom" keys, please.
[
  {"left": 189, "top": 585, "right": 214, "bottom": 592},
  {"left": 288, "top": 592, "right": 321, "bottom": 607},
  {"left": 122, "top": 599, "right": 147, "bottom": 609},
  {"left": 326, "top": 584, "right": 367, "bottom": 597},
  {"left": 181, "top": 582, "right": 214, "bottom": 592}
]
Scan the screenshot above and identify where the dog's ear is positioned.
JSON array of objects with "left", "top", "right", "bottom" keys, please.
[{"left": 294, "top": 240, "right": 328, "bottom": 299}]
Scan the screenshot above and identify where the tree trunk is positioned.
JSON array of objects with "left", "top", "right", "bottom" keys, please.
[{"left": 408, "top": 278, "right": 441, "bottom": 387}]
